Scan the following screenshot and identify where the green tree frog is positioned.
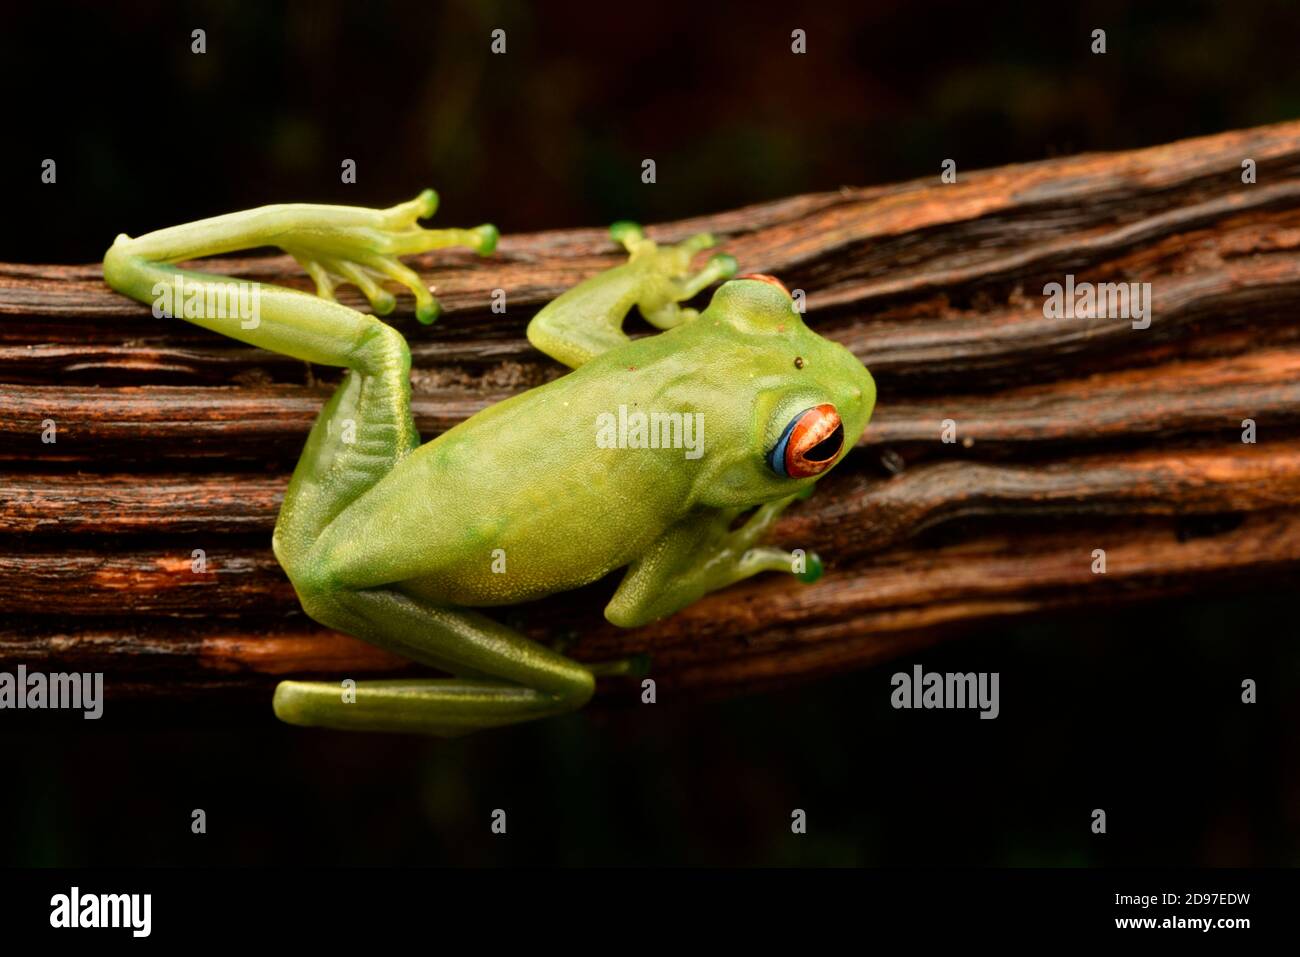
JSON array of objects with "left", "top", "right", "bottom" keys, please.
[{"left": 102, "top": 191, "right": 875, "bottom": 735}]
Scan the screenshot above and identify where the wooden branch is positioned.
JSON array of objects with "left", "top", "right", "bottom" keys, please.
[
  {"left": 7, "top": 509, "right": 1297, "bottom": 697},
  {"left": 4, "top": 119, "right": 1300, "bottom": 700},
  {"left": 6, "top": 441, "right": 1300, "bottom": 549},
  {"left": 4, "top": 348, "right": 1297, "bottom": 461}
]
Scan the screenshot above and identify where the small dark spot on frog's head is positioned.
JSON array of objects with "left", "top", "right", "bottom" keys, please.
[{"left": 794, "top": 356, "right": 805, "bottom": 369}]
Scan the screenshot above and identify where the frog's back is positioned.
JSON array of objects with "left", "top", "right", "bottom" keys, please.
[{"left": 310, "top": 334, "right": 706, "bottom": 604}]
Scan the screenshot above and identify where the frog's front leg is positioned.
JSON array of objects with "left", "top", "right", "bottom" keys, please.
[
  {"left": 526, "top": 222, "right": 737, "bottom": 368},
  {"left": 604, "top": 491, "right": 822, "bottom": 628}
]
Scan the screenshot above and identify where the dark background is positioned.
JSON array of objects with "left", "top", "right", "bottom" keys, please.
[{"left": 2, "top": 0, "right": 1298, "bottom": 866}]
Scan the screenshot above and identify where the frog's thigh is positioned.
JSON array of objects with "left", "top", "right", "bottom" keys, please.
[
  {"left": 274, "top": 324, "right": 418, "bottom": 572},
  {"left": 274, "top": 582, "right": 594, "bottom": 735}
]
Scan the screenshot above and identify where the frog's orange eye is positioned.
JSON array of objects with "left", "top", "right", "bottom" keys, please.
[
  {"left": 768, "top": 404, "right": 844, "bottom": 478},
  {"left": 738, "top": 273, "right": 791, "bottom": 296}
]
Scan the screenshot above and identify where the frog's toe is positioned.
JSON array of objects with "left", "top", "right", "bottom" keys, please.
[
  {"left": 380, "top": 188, "right": 439, "bottom": 226},
  {"left": 610, "top": 220, "right": 645, "bottom": 246},
  {"left": 709, "top": 252, "right": 738, "bottom": 279},
  {"left": 474, "top": 223, "right": 499, "bottom": 256},
  {"left": 413, "top": 187, "right": 439, "bottom": 219},
  {"left": 795, "top": 551, "right": 824, "bottom": 584},
  {"left": 587, "top": 653, "right": 652, "bottom": 678},
  {"left": 281, "top": 189, "right": 493, "bottom": 322}
]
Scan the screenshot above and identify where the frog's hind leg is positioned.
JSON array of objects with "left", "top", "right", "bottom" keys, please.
[
  {"left": 103, "top": 240, "right": 416, "bottom": 572},
  {"left": 104, "top": 189, "right": 497, "bottom": 324},
  {"left": 272, "top": 587, "right": 596, "bottom": 736},
  {"left": 102, "top": 195, "right": 573, "bottom": 736},
  {"left": 101, "top": 192, "right": 495, "bottom": 561}
]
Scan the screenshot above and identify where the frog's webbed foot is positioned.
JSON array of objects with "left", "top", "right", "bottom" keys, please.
[
  {"left": 283, "top": 189, "right": 499, "bottom": 325},
  {"left": 612, "top": 221, "right": 738, "bottom": 330}
]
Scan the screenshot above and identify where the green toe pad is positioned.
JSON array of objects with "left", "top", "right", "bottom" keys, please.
[
  {"left": 609, "top": 220, "right": 645, "bottom": 244},
  {"left": 710, "top": 253, "right": 739, "bottom": 278},
  {"left": 475, "top": 223, "right": 499, "bottom": 256},
  {"left": 796, "top": 551, "right": 824, "bottom": 584},
  {"left": 415, "top": 298, "right": 442, "bottom": 325}
]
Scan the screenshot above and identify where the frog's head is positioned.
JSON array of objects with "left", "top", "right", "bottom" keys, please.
[{"left": 687, "top": 274, "right": 876, "bottom": 509}]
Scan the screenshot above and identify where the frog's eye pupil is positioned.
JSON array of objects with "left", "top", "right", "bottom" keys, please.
[
  {"left": 804, "top": 423, "right": 844, "bottom": 462},
  {"left": 768, "top": 404, "right": 843, "bottom": 478}
]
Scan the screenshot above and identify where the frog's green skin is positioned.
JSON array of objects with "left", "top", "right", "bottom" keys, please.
[{"left": 102, "top": 191, "right": 875, "bottom": 735}]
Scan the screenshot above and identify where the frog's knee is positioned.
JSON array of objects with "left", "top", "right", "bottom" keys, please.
[
  {"left": 603, "top": 600, "right": 655, "bottom": 630},
  {"left": 552, "top": 663, "right": 596, "bottom": 709},
  {"left": 101, "top": 238, "right": 143, "bottom": 295},
  {"left": 285, "top": 559, "right": 346, "bottom": 627},
  {"left": 353, "top": 321, "right": 410, "bottom": 378},
  {"left": 272, "top": 681, "right": 314, "bottom": 728}
]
